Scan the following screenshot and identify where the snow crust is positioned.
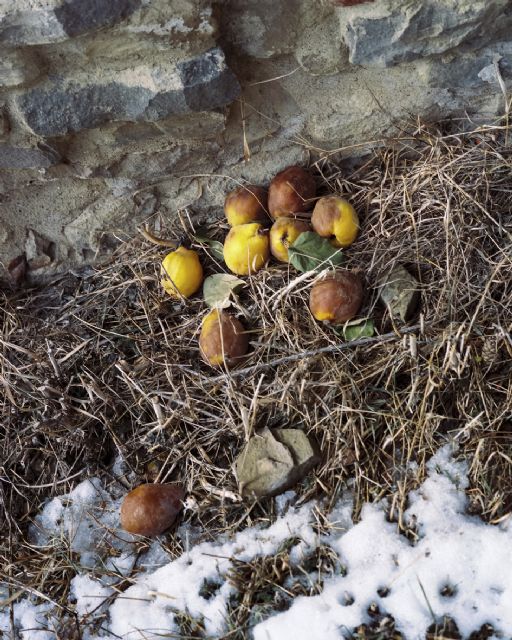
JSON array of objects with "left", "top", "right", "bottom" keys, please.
[{"left": 1, "top": 445, "right": 511, "bottom": 639}]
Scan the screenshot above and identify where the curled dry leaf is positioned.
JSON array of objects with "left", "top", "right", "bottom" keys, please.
[
  {"left": 235, "top": 427, "right": 320, "bottom": 498},
  {"left": 380, "top": 265, "right": 420, "bottom": 322},
  {"left": 203, "top": 273, "right": 245, "bottom": 309}
]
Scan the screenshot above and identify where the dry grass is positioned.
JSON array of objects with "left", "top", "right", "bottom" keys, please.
[{"left": 0, "top": 119, "right": 511, "bottom": 638}]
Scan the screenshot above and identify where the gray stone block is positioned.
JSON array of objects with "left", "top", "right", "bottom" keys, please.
[
  {"left": 0, "top": 0, "right": 141, "bottom": 45},
  {"left": 0, "top": 144, "right": 60, "bottom": 168},
  {"left": 54, "top": 0, "right": 140, "bottom": 38},
  {"left": 17, "top": 47, "right": 239, "bottom": 136},
  {"left": 178, "top": 48, "right": 241, "bottom": 112},
  {"left": 18, "top": 81, "right": 156, "bottom": 136},
  {"left": 340, "top": 0, "right": 510, "bottom": 67}
]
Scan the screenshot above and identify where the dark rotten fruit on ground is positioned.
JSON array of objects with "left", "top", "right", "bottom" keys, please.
[
  {"left": 199, "top": 309, "right": 249, "bottom": 367},
  {"left": 224, "top": 185, "right": 269, "bottom": 226},
  {"left": 120, "top": 483, "right": 185, "bottom": 536},
  {"left": 309, "top": 270, "right": 363, "bottom": 324},
  {"left": 268, "top": 165, "right": 316, "bottom": 219}
]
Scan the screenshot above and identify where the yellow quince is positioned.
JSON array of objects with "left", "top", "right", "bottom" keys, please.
[
  {"left": 269, "top": 217, "right": 310, "bottom": 263},
  {"left": 223, "top": 223, "right": 270, "bottom": 276},
  {"left": 161, "top": 247, "right": 203, "bottom": 299}
]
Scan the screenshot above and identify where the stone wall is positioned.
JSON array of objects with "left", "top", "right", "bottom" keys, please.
[{"left": 1, "top": 0, "right": 511, "bottom": 281}]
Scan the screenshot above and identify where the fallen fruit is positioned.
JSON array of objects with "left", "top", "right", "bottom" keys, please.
[
  {"left": 120, "top": 483, "right": 185, "bottom": 536},
  {"left": 270, "top": 217, "right": 311, "bottom": 263},
  {"left": 223, "top": 223, "right": 270, "bottom": 275},
  {"left": 309, "top": 270, "right": 363, "bottom": 324},
  {"left": 224, "top": 185, "right": 268, "bottom": 226},
  {"left": 199, "top": 308, "right": 249, "bottom": 367},
  {"left": 161, "top": 247, "right": 203, "bottom": 299},
  {"left": 311, "top": 196, "right": 359, "bottom": 248},
  {"left": 268, "top": 165, "right": 316, "bottom": 219}
]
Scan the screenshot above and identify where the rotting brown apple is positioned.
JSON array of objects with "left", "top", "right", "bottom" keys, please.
[
  {"left": 224, "top": 185, "right": 269, "bottom": 226},
  {"left": 120, "top": 483, "right": 185, "bottom": 536},
  {"left": 311, "top": 196, "right": 359, "bottom": 248},
  {"left": 268, "top": 166, "right": 316, "bottom": 219},
  {"left": 309, "top": 270, "right": 363, "bottom": 324},
  {"left": 199, "top": 309, "right": 249, "bottom": 368}
]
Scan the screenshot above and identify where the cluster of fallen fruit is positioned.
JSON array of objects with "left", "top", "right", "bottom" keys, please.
[
  {"left": 163, "top": 165, "right": 363, "bottom": 367},
  {"left": 120, "top": 165, "right": 420, "bottom": 537}
]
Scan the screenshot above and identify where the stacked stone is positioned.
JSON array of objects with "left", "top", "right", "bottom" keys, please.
[
  {"left": 0, "top": 0, "right": 510, "bottom": 281},
  {"left": 0, "top": 0, "right": 241, "bottom": 277}
]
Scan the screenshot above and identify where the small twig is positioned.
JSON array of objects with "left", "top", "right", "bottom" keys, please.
[
  {"left": 416, "top": 576, "right": 437, "bottom": 623},
  {"left": 137, "top": 225, "right": 177, "bottom": 248},
  {"left": 493, "top": 55, "right": 509, "bottom": 116},
  {"left": 46, "top": 339, "right": 61, "bottom": 378},
  {"left": 203, "top": 325, "right": 425, "bottom": 384},
  {"left": 200, "top": 478, "right": 242, "bottom": 503}
]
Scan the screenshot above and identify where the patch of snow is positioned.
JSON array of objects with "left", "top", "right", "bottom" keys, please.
[
  {"left": 1, "top": 445, "right": 511, "bottom": 639},
  {"left": 0, "top": 601, "right": 53, "bottom": 640},
  {"left": 70, "top": 575, "right": 114, "bottom": 617},
  {"left": 255, "top": 446, "right": 512, "bottom": 639}
]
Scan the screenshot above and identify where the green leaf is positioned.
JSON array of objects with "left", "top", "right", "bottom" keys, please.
[
  {"left": 194, "top": 234, "right": 224, "bottom": 262},
  {"left": 343, "top": 319, "right": 375, "bottom": 341},
  {"left": 203, "top": 273, "right": 245, "bottom": 309},
  {"left": 288, "top": 231, "right": 344, "bottom": 273}
]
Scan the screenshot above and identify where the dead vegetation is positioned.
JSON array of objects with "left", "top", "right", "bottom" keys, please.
[{"left": 0, "top": 119, "right": 511, "bottom": 638}]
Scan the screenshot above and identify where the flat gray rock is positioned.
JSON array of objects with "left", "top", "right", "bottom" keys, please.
[
  {"left": 0, "top": 144, "right": 60, "bottom": 169},
  {"left": 17, "top": 48, "right": 239, "bottom": 136},
  {"left": 236, "top": 428, "right": 320, "bottom": 498},
  {"left": 0, "top": 0, "right": 141, "bottom": 45},
  {"left": 339, "top": 0, "right": 508, "bottom": 67}
]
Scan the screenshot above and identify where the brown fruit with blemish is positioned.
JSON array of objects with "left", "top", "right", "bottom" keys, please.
[
  {"left": 309, "top": 271, "right": 363, "bottom": 324},
  {"left": 270, "top": 217, "right": 311, "bottom": 263},
  {"left": 199, "top": 309, "right": 249, "bottom": 368},
  {"left": 224, "top": 185, "right": 269, "bottom": 226},
  {"left": 311, "top": 196, "right": 359, "bottom": 248},
  {"left": 120, "top": 483, "right": 185, "bottom": 536},
  {"left": 268, "top": 166, "right": 316, "bottom": 219}
]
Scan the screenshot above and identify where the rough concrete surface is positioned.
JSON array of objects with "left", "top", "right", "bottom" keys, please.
[{"left": 0, "top": 0, "right": 511, "bottom": 281}]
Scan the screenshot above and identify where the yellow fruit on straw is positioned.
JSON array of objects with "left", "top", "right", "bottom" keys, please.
[
  {"left": 269, "top": 217, "right": 310, "bottom": 263},
  {"left": 161, "top": 247, "right": 203, "bottom": 298},
  {"left": 223, "top": 223, "right": 270, "bottom": 276}
]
